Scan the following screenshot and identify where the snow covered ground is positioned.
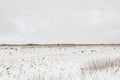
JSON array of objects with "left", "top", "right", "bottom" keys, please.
[{"left": 0, "top": 44, "right": 120, "bottom": 80}]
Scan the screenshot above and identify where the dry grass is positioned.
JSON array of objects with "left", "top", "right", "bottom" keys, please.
[
  {"left": 79, "top": 57, "right": 120, "bottom": 80},
  {"left": 83, "top": 57, "right": 120, "bottom": 71}
]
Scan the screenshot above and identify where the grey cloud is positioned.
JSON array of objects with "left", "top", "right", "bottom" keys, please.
[{"left": 0, "top": 0, "right": 120, "bottom": 44}]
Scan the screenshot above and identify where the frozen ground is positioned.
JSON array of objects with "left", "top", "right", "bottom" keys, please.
[{"left": 0, "top": 44, "right": 120, "bottom": 80}]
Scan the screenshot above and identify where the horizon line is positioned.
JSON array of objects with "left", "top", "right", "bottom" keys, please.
[{"left": 0, "top": 44, "right": 120, "bottom": 46}]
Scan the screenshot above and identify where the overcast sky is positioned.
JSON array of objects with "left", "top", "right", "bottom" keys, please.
[{"left": 0, "top": 0, "right": 120, "bottom": 44}]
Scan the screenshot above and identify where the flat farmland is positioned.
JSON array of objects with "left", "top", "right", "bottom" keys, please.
[{"left": 0, "top": 44, "right": 120, "bottom": 80}]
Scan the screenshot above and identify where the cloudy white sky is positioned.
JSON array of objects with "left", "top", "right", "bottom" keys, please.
[{"left": 0, "top": 0, "right": 120, "bottom": 44}]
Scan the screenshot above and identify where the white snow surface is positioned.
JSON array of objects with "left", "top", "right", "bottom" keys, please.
[{"left": 0, "top": 45, "right": 120, "bottom": 80}]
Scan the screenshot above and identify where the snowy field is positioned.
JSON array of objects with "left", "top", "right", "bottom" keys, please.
[{"left": 0, "top": 44, "right": 120, "bottom": 80}]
